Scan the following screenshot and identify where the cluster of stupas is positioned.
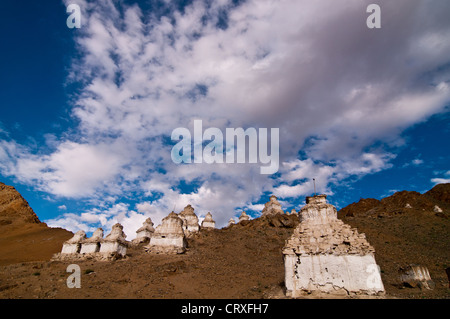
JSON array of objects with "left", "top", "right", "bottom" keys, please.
[
  {"left": 55, "top": 205, "right": 218, "bottom": 257},
  {"left": 53, "top": 223, "right": 128, "bottom": 261},
  {"left": 54, "top": 193, "right": 385, "bottom": 297}
]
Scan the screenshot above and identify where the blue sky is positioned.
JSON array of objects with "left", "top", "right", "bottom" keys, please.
[{"left": 0, "top": 0, "right": 449, "bottom": 238}]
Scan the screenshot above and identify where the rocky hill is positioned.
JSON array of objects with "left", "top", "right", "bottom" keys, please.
[
  {"left": 0, "top": 182, "right": 41, "bottom": 226},
  {"left": 339, "top": 183, "right": 450, "bottom": 219},
  {"left": 0, "top": 182, "right": 73, "bottom": 266},
  {"left": 338, "top": 183, "right": 449, "bottom": 298}
]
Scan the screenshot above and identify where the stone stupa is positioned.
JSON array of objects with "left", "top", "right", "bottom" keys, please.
[
  {"left": 147, "top": 212, "right": 187, "bottom": 254},
  {"left": 261, "top": 195, "right": 285, "bottom": 216},
  {"left": 283, "top": 195, "right": 385, "bottom": 296},
  {"left": 201, "top": 212, "right": 216, "bottom": 229},
  {"left": 178, "top": 204, "right": 200, "bottom": 236}
]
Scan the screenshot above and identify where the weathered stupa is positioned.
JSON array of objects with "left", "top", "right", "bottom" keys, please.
[
  {"left": 80, "top": 228, "right": 103, "bottom": 254},
  {"left": 283, "top": 195, "right": 384, "bottom": 296},
  {"left": 99, "top": 223, "right": 128, "bottom": 257},
  {"left": 178, "top": 204, "right": 199, "bottom": 236},
  {"left": 132, "top": 218, "right": 155, "bottom": 245},
  {"left": 227, "top": 218, "right": 236, "bottom": 227},
  {"left": 61, "top": 230, "right": 86, "bottom": 254},
  {"left": 201, "top": 212, "right": 216, "bottom": 229},
  {"left": 147, "top": 212, "right": 187, "bottom": 254},
  {"left": 55, "top": 224, "right": 128, "bottom": 261},
  {"left": 238, "top": 211, "right": 250, "bottom": 223},
  {"left": 261, "top": 195, "right": 284, "bottom": 216}
]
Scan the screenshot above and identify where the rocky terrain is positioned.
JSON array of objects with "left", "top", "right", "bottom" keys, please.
[{"left": 0, "top": 182, "right": 448, "bottom": 299}]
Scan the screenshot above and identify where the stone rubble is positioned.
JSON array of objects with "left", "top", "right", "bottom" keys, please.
[{"left": 283, "top": 195, "right": 385, "bottom": 297}]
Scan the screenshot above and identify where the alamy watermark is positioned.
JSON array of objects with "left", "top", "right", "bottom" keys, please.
[
  {"left": 66, "top": 4, "right": 81, "bottom": 29},
  {"left": 66, "top": 264, "right": 81, "bottom": 288},
  {"left": 171, "top": 120, "right": 279, "bottom": 175},
  {"left": 367, "top": 4, "right": 381, "bottom": 29}
]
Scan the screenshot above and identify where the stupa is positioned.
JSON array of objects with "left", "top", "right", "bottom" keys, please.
[
  {"left": 227, "top": 218, "right": 236, "bottom": 227},
  {"left": 179, "top": 204, "right": 199, "bottom": 236},
  {"left": 261, "top": 195, "right": 284, "bottom": 216},
  {"left": 61, "top": 230, "right": 86, "bottom": 254},
  {"left": 99, "top": 223, "right": 128, "bottom": 257},
  {"left": 238, "top": 211, "right": 250, "bottom": 223},
  {"left": 80, "top": 228, "right": 104, "bottom": 254},
  {"left": 133, "top": 218, "right": 155, "bottom": 245},
  {"left": 201, "top": 212, "right": 216, "bottom": 229},
  {"left": 283, "top": 195, "right": 385, "bottom": 296},
  {"left": 147, "top": 212, "right": 187, "bottom": 254}
]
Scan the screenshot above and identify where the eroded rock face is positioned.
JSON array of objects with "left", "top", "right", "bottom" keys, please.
[
  {"left": 147, "top": 212, "right": 187, "bottom": 254},
  {"left": 201, "top": 212, "right": 216, "bottom": 229},
  {"left": 283, "top": 195, "right": 384, "bottom": 297},
  {"left": 261, "top": 195, "right": 284, "bottom": 217}
]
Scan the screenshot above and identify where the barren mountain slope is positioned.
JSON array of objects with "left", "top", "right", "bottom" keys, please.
[{"left": 0, "top": 182, "right": 73, "bottom": 266}]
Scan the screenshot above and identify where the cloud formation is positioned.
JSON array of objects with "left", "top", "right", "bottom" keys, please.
[{"left": 1, "top": 0, "right": 449, "bottom": 235}]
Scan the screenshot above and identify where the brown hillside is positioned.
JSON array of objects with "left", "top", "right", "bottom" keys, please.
[
  {"left": 0, "top": 182, "right": 73, "bottom": 266},
  {"left": 338, "top": 184, "right": 450, "bottom": 299},
  {"left": 425, "top": 183, "right": 450, "bottom": 204},
  {"left": 339, "top": 198, "right": 380, "bottom": 217}
]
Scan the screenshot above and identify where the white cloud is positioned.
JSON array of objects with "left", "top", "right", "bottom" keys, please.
[
  {"left": 2, "top": 0, "right": 450, "bottom": 231},
  {"left": 272, "top": 152, "right": 394, "bottom": 198},
  {"left": 431, "top": 178, "right": 450, "bottom": 185}
]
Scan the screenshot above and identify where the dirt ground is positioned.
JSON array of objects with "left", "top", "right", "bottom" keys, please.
[{"left": 0, "top": 213, "right": 448, "bottom": 299}]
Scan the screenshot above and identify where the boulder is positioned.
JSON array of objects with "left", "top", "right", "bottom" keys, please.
[{"left": 399, "top": 264, "right": 435, "bottom": 290}]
